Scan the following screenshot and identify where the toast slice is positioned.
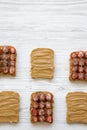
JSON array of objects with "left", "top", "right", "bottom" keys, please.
[
  {"left": 66, "top": 92, "right": 87, "bottom": 124},
  {"left": 0, "top": 46, "right": 16, "bottom": 76},
  {"left": 30, "top": 91, "right": 53, "bottom": 123},
  {"left": 0, "top": 91, "right": 20, "bottom": 123},
  {"left": 31, "top": 48, "right": 54, "bottom": 79}
]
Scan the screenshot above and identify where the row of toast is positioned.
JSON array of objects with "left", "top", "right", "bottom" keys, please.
[
  {"left": 0, "top": 91, "right": 86, "bottom": 124},
  {"left": 0, "top": 45, "right": 87, "bottom": 81}
]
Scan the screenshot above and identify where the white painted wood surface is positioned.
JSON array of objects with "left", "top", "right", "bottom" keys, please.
[{"left": 0, "top": 0, "right": 87, "bottom": 129}]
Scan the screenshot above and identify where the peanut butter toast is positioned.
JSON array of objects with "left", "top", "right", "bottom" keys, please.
[
  {"left": 0, "top": 91, "right": 20, "bottom": 123},
  {"left": 66, "top": 92, "right": 87, "bottom": 124},
  {"left": 31, "top": 48, "right": 54, "bottom": 79}
]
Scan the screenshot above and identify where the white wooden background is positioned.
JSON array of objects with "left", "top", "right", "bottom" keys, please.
[{"left": 0, "top": 0, "right": 87, "bottom": 130}]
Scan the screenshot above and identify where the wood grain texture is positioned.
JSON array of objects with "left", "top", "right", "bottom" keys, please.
[{"left": 0, "top": 0, "right": 87, "bottom": 130}]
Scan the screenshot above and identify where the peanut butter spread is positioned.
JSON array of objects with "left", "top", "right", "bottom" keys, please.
[
  {"left": 0, "top": 91, "right": 20, "bottom": 123},
  {"left": 66, "top": 92, "right": 87, "bottom": 124},
  {"left": 31, "top": 48, "right": 54, "bottom": 79}
]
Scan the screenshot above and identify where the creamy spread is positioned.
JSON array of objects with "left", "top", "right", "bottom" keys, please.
[
  {"left": 66, "top": 92, "right": 87, "bottom": 124},
  {"left": 0, "top": 91, "right": 20, "bottom": 123},
  {"left": 31, "top": 48, "right": 54, "bottom": 79}
]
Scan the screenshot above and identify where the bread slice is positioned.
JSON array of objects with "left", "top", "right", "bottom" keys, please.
[
  {"left": 66, "top": 92, "right": 87, "bottom": 124},
  {"left": 69, "top": 51, "right": 87, "bottom": 80},
  {"left": 30, "top": 91, "right": 53, "bottom": 123},
  {"left": 0, "top": 46, "right": 16, "bottom": 76},
  {"left": 31, "top": 48, "right": 54, "bottom": 79},
  {"left": 0, "top": 91, "right": 20, "bottom": 123}
]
